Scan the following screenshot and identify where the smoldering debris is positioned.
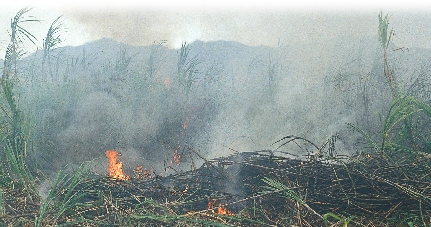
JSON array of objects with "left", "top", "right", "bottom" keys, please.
[{"left": 23, "top": 148, "right": 430, "bottom": 226}]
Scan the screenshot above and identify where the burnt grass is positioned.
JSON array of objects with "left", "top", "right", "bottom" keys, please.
[{"left": 3, "top": 148, "right": 431, "bottom": 226}]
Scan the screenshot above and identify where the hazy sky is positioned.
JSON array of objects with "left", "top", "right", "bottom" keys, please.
[
  {"left": 1, "top": 1, "right": 431, "bottom": 57},
  {"left": 2, "top": 0, "right": 431, "bottom": 165}
]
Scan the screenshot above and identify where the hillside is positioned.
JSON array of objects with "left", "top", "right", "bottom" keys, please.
[{"left": 5, "top": 37, "right": 429, "bottom": 172}]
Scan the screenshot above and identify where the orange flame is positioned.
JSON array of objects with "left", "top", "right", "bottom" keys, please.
[
  {"left": 207, "top": 198, "right": 216, "bottom": 210},
  {"left": 207, "top": 198, "right": 233, "bottom": 215},
  {"left": 217, "top": 206, "right": 233, "bottom": 215},
  {"left": 134, "top": 165, "right": 152, "bottom": 179},
  {"left": 173, "top": 150, "right": 181, "bottom": 164},
  {"left": 106, "top": 150, "right": 129, "bottom": 180},
  {"left": 182, "top": 118, "right": 188, "bottom": 129}
]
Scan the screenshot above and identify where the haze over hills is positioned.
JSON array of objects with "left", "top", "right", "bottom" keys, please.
[{"left": 7, "top": 36, "right": 431, "bottom": 174}]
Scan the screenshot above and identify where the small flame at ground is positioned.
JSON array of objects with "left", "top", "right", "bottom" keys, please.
[
  {"left": 207, "top": 198, "right": 233, "bottom": 215},
  {"left": 134, "top": 165, "right": 152, "bottom": 179},
  {"left": 174, "top": 150, "right": 181, "bottom": 164},
  {"left": 106, "top": 150, "right": 129, "bottom": 180},
  {"left": 182, "top": 117, "right": 188, "bottom": 129},
  {"left": 169, "top": 148, "right": 181, "bottom": 166},
  {"left": 207, "top": 198, "right": 217, "bottom": 210},
  {"left": 217, "top": 206, "right": 232, "bottom": 215}
]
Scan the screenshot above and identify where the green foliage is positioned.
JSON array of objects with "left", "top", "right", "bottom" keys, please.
[
  {"left": 177, "top": 42, "right": 200, "bottom": 98},
  {"left": 100, "top": 195, "right": 265, "bottom": 226},
  {"left": 42, "top": 15, "right": 64, "bottom": 81},
  {"left": 35, "top": 162, "right": 91, "bottom": 227},
  {"left": 0, "top": 8, "right": 38, "bottom": 187},
  {"left": 381, "top": 95, "right": 431, "bottom": 152},
  {"left": 347, "top": 13, "right": 431, "bottom": 159},
  {"left": 0, "top": 78, "right": 35, "bottom": 192},
  {"left": 378, "top": 11, "right": 391, "bottom": 50},
  {"left": 350, "top": 95, "right": 431, "bottom": 157},
  {"left": 378, "top": 11, "right": 398, "bottom": 98},
  {"left": 130, "top": 212, "right": 234, "bottom": 226},
  {"left": 3, "top": 7, "right": 39, "bottom": 79},
  {"left": 261, "top": 176, "right": 323, "bottom": 219},
  {"left": 323, "top": 212, "right": 351, "bottom": 227},
  {"left": 261, "top": 177, "right": 303, "bottom": 204},
  {"left": 43, "top": 16, "right": 63, "bottom": 55},
  {"left": 0, "top": 188, "right": 4, "bottom": 216}
]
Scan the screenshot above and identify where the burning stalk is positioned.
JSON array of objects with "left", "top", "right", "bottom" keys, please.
[
  {"left": 105, "top": 150, "right": 130, "bottom": 180},
  {"left": 134, "top": 165, "right": 153, "bottom": 179},
  {"left": 207, "top": 198, "right": 233, "bottom": 215}
]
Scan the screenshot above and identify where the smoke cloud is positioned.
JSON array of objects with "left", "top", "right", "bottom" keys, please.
[{"left": 5, "top": 8, "right": 431, "bottom": 178}]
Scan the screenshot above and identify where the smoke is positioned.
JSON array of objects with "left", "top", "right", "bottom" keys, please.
[
  {"left": 22, "top": 36, "right": 364, "bottom": 175},
  {"left": 57, "top": 92, "right": 132, "bottom": 160},
  {"left": 11, "top": 9, "right": 431, "bottom": 179},
  {"left": 61, "top": 9, "right": 379, "bottom": 49}
]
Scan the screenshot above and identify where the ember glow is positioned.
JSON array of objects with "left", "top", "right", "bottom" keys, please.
[
  {"left": 169, "top": 147, "right": 181, "bottom": 165},
  {"left": 207, "top": 198, "right": 216, "bottom": 210},
  {"left": 134, "top": 165, "right": 152, "bottom": 179},
  {"left": 217, "top": 206, "right": 233, "bottom": 215},
  {"left": 173, "top": 150, "right": 181, "bottom": 164},
  {"left": 207, "top": 198, "right": 233, "bottom": 215},
  {"left": 105, "top": 150, "right": 130, "bottom": 180},
  {"left": 182, "top": 117, "right": 188, "bottom": 129}
]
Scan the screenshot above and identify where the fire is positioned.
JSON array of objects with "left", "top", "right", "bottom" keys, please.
[
  {"left": 182, "top": 117, "right": 188, "bottom": 129},
  {"left": 207, "top": 198, "right": 233, "bottom": 215},
  {"left": 106, "top": 150, "right": 129, "bottom": 180},
  {"left": 169, "top": 147, "right": 181, "bottom": 166},
  {"left": 134, "top": 165, "right": 152, "bottom": 179},
  {"left": 207, "top": 198, "right": 216, "bottom": 210},
  {"left": 217, "top": 206, "right": 233, "bottom": 215},
  {"left": 185, "top": 198, "right": 234, "bottom": 217},
  {"left": 173, "top": 150, "right": 181, "bottom": 164}
]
